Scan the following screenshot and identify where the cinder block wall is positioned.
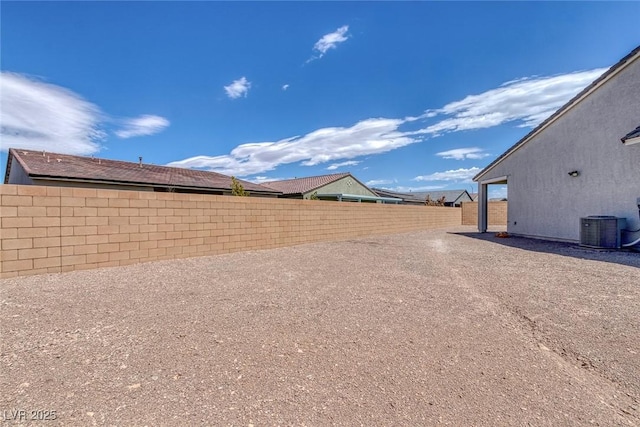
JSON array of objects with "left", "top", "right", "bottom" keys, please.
[
  {"left": 461, "top": 201, "right": 508, "bottom": 226},
  {"left": 1, "top": 185, "right": 462, "bottom": 278}
]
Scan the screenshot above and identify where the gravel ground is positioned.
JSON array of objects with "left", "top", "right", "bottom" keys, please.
[{"left": 1, "top": 226, "right": 639, "bottom": 426}]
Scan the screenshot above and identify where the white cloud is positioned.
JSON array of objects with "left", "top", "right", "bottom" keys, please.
[
  {"left": 282, "top": 84, "right": 289, "bottom": 91},
  {"left": 0, "top": 72, "right": 104, "bottom": 155},
  {"left": 384, "top": 185, "right": 446, "bottom": 193},
  {"left": 414, "top": 167, "right": 481, "bottom": 183},
  {"left": 436, "top": 147, "right": 489, "bottom": 160},
  {"left": 420, "top": 68, "right": 607, "bottom": 135},
  {"left": 1, "top": 72, "right": 172, "bottom": 155},
  {"left": 247, "top": 176, "right": 291, "bottom": 184},
  {"left": 308, "top": 25, "right": 350, "bottom": 62},
  {"left": 366, "top": 179, "right": 394, "bottom": 187},
  {"left": 168, "top": 67, "right": 609, "bottom": 179},
  {"left": 115, "top": 115, "right": 170, "bottom": 139},
  {"left": 326, "top": 160, "right": 360, "bottom": 170},
  {"left": 489, "top": 186, "right": 508, "bottom": 199},
  {"left": 167, "top": 117, "right": 419, "bottom": 176},
  {"left": 224, "top": 77, "right": 251, "bottom": 99}
]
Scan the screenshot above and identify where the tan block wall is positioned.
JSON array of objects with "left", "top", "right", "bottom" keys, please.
[
  {"left": 1, "top": 185, "right": 462, "bottom": 278},
  {"left": 461, "top": 201, "right": 508, "bottom": 226}
]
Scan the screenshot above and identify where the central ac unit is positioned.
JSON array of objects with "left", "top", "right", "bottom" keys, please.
[{"left": 580, "top": 216, "right": 626, "bottom": 249}]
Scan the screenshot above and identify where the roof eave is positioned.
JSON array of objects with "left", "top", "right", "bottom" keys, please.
[
  {"left": 622, "top": 136, "right": 640, "bottom": 146},
  {"left": 28, "top": 175, "right": 281, "bottom": 195},
  {"left": 474, "top": 45, "right": 640, "bottom": 182}
]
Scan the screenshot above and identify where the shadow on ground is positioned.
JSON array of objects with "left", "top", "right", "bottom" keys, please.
[{"left": 451, "top": 231, "right": 640, "bottom": 268}]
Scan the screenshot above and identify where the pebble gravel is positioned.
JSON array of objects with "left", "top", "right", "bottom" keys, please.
[{"left": 1, "top": 227, "right": 639, "bottom": 426}]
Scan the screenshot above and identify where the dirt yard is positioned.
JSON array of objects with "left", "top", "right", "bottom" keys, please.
[{"left": 1, "top": 227, "right": 639, "bottom": 426}]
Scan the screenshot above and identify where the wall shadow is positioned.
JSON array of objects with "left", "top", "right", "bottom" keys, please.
[{"left": 451, "top": 232, "right": 640, "bottom": 269}]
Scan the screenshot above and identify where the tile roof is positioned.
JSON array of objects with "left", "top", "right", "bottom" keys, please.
[
  {"left": 621, "top": 124, "right": 640, "bottom": 142},
  {"left": 371, "top": 188, "right": 425, "bottom": 203},
  {"left": 475, "top": 44, "right": 640, "bottom": 181},
  {"left": 373, "top": 188, "right": 472, "bottom": 204},
  {"left": 410, "top": 190, "right": 472, "bottom": 203},
  {"left": 5, "top": 148, "right": 280, "bottom": 195},
  {"left": 261, "top": 172, "right": 351, "bottom": 195}
]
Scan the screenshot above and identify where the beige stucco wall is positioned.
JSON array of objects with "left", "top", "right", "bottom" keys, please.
[
  {"left": 306, "top": 176, "right": 377, "bottom": 199},
  {"left": 0, "top": 184, "right": 462, "bottom": 278}
]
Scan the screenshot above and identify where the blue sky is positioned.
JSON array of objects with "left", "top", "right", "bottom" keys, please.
[{"left": 1, "top": 2, "right": 638, "bottom": 198}]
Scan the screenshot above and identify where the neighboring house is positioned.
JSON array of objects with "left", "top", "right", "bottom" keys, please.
[
  {"left": 473, "top": 45, "right": 640, "bottom": 244},
  {"left": 470, "top": 193, "right": 479, "bottom": 202},
  {"left": 371, "top": 188, "right": 426, "bottom": 205},
  {"left": 373, "top": 188, "right": 473, "bottom": 206},
  {"left": 412, "top": 190, "right": 474, "bottom": 207},
  {"left": 4, "top": 148, "right": 281, "bottom": 197},
  {"left": 262, "top": 172, "right": 401, "bottom": 203}
]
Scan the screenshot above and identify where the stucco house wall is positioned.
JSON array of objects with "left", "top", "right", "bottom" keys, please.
[
  {"left": 7, "top": 158, "right": 34, "bottom": 185},
  {"left": 478, "top": 53, "right": 640, "bottom": 242},
  {"left": 306, "top": 176, "right": 377, "bottom": 199}
]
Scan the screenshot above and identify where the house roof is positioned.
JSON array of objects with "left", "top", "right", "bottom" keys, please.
[
  {"left": 371, "top": 188, "right": 425, "bottom": 203},
  {"left": 4, "top": 148, "right": 281, "bottom": 195},
  {"left": 372, "top": 188, "right": 472, "bottom": 204},
  {"left": 621, "top": 124, "right": 640, "bottom": 143},
  {"left": 261, "top": 172, "right": 352, "bottom": 195},
  {"left": 474, "top": 44, "right": 640, "bottom": 182},
  {"left": 411, "top": 190, "right": 472, "bottom": 204}
]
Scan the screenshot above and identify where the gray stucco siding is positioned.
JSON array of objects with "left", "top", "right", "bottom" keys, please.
[
  {"left": 479, "top": 56, "right": 640, "bottom": 242},
  {"left": 7, "top": 158, "right": 34, "bottom": 185}
]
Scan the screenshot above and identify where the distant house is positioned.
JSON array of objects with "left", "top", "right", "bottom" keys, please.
[
  {"left": 4, "top": 148, "right": 281, "bottom": 197},
  {"left": 373, "top": 188, "right": 472, "bottom": 207},
  {"left": 473, "top": 45, "right": 640, "bottom": 243},
  {"left": 413, "top": 190, "right": 473, "bottom": 207},
  {"left": 371, "top": 188, "right": 427, "bottom": 206},
  {"left": 262, "top": 172, "right": 401, "bottom": 203}
]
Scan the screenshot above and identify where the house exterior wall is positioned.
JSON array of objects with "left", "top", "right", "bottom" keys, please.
[
  {"left": 0, "top": 184, "right": 462, "bottom": 278},
  {"left": 478, "top": 56, "right": 640, "bottom": 242},
  {"left": 306, "top": 176, "right": 377, "bottom": 199},
  {"left": 7, "top": 158, "right": 34, "bottom": 185}
]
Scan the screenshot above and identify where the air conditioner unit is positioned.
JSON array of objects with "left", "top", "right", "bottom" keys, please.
[{"left": 580, "top": 216, "right": 626, "bottom": 249}]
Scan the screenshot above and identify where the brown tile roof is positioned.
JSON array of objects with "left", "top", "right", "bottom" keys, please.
[
  {"left": 5, "top": 148, "right": 280, "bottom": 195},
  {"left": 261, "top": 172, "right": 351, "bottom": 195}
]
